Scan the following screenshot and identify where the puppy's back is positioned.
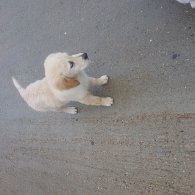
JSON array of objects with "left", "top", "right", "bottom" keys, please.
[{"left": 13, "top": 77, "right": 64, "bottom": 111}]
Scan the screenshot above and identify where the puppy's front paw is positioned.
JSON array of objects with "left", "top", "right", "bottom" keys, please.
[
  {"left": 101, "top": 97, "right": 113, "bottom": 106},
  {"left": 99, "top": 75, "right": 109, "bottom": 85},
  {"left": 63, "top": 107, "right": 78, "bottom": 114}
]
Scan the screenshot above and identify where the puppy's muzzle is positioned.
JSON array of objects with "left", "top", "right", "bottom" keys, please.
[{"left": 81, "top": 53, "right": 88, "bottom": 60}]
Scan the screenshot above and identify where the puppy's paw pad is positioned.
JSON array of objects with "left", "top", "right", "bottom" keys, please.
[
  {"left": 99, "top": 75, "right": 109, "bottom": 85},
  {"left": 64, "top": 107, "right": 78, "bottom": 114},
  {"left": 102, "top": 97, "right": 113, "bottom": 106}
]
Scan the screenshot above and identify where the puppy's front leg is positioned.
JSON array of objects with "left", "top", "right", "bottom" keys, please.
[
  {"left": 89, "top": 75, "right": 109, "bottom": 86},
  {"left": 61, "top": 107, "right": 78, "bottom": 114},
  {"left": 79, "top": 94, "right": 113, "bottom": 106},
  {"left": 49, "top": 107, "right": 78, "bottom": 114}
]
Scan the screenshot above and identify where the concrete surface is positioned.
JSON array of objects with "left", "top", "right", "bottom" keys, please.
[{"left": 0, "top": 0, "right": 195, "bottom": 194}]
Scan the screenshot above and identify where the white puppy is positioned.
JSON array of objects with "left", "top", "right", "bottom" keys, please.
[{"left": 12, "top": 52, "right": 113, "bottom": 114}]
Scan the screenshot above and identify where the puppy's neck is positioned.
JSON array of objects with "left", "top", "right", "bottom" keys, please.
[{"left": 52, "top": 76, "right": 80, "bottom": 90}]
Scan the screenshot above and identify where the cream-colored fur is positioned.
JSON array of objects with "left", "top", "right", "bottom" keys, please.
[{"left": 12, "top": 52, "right": 113, "bottom": 114}]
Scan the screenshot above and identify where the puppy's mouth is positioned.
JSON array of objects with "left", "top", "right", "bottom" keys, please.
[
  {"left": 81, "top": 53, "right": 89, "bottom": 69},
  {"left": 82, "top": 59, "right": 89, "bottom": 70}
]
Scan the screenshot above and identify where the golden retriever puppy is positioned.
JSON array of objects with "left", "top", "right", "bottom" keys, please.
[{"left": 12, "top": 52, "right": 113, "bottom": 114}]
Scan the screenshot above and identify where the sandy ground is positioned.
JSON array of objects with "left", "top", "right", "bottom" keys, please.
[{"left": 0, "top": 0, "right": 195, "bottom": 194}]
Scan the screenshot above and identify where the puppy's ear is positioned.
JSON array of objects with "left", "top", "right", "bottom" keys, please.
[{"left": 55, "top": 77, "right": 80, "bottom": 90}]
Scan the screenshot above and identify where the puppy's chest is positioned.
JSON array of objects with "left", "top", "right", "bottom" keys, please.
[
  {"left": 55, "top": 72, "right": 89, "bottom": 101},
  {"left": 77, "top": 72, "right": 89, "bottom": 88}
]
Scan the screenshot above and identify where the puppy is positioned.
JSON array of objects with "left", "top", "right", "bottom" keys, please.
[{"left": 12, "top": 52, "right": 113, "bottom": 114}]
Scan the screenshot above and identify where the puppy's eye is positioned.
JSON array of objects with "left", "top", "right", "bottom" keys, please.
[{"left": 69, "top": 61, "right": 74, "bottom": 69}]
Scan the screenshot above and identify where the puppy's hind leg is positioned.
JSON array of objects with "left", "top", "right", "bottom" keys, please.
[
  {"left": 89, "top": 75, "right": 109, "bottom": 86},
  {"left": 79, "top": 94, "right": 113, "bottom": 106}
]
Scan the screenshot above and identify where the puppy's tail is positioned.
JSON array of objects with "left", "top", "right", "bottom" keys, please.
[{"left": 12, "top": 77, "right": 25, "bottom": 97}]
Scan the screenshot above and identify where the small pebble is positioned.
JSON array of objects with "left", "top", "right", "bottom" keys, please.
[
  {"left": 172, "top": 53, "right": 180, "bottom": 59},
  {"left": 90, "top": 140, "right": 95, "bottom": 145}
]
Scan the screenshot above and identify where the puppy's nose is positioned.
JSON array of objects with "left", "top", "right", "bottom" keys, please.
[{"left": 81, "top": 53, "right": 88, "bottom": 60}]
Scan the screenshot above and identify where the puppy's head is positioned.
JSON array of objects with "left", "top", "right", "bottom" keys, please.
[{"left": 44, "top": 52, "right": 89, "bottom": 90}]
